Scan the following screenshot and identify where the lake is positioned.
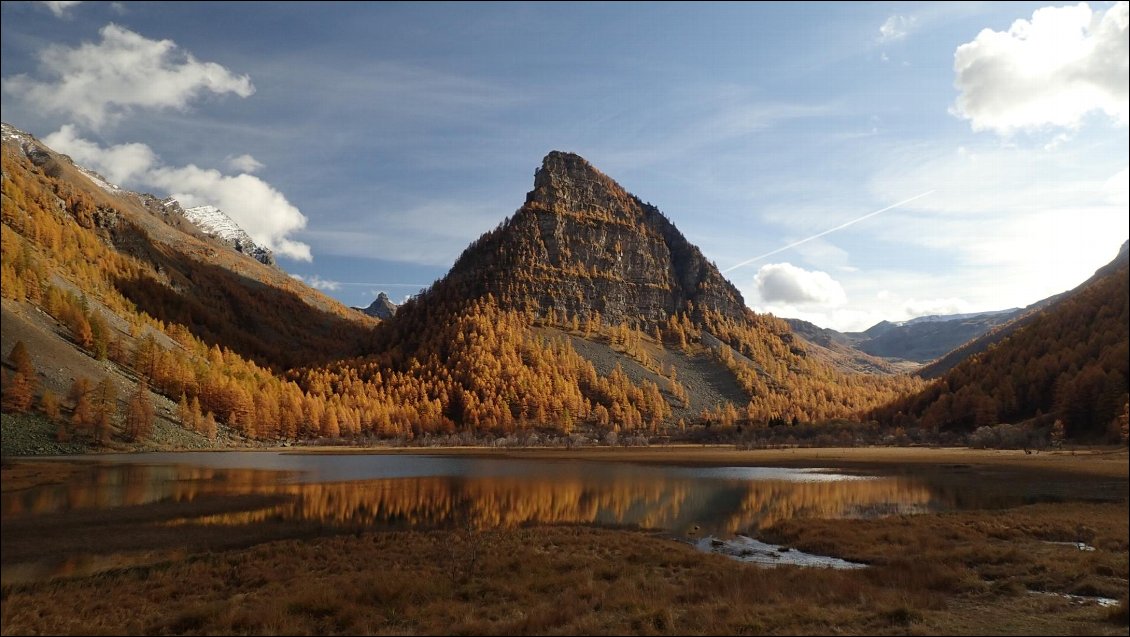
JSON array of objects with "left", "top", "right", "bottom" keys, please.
[{"left": 0, "top": 451, "right": 1035, "bottom": 584}]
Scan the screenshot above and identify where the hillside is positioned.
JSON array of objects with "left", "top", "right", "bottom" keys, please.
[
  {"left": 874, "top": 243, "right": 1129, "bottom": 440},
  {"left": 1, "top": 123, "right": 377, "bottom": 446}
]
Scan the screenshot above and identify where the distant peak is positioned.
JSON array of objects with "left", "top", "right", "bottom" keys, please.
[{"left": 355, "top": 291, "right": 398, "bottom": 319}]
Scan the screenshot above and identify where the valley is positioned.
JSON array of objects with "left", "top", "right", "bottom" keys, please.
[{"left": 3, "top": 2, "right": 1129, "bottom": 634}]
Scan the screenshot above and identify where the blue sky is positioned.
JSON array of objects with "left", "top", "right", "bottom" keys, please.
[{"left": 2, "top": 1, "right": 1127, "bottom": 331}]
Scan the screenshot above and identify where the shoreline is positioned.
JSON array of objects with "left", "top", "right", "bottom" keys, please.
[{"left": 8, "top": 444, "right": 1128, "bottom": 475}]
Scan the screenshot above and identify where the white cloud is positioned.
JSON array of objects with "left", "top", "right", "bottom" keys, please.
[
  {"left": 44, "top": 124, "right": 156, "bottom": 184},
  {"left": 44, "top": 127, "right": 312, "bottom": 261},
  {"left": 151, "top": 166, "right": 311, "bottom": 261},
  {"left": 754, "top": 263, "right": 847, "bottom": 306},
  {"left": 2, "top": 23, "right": 254, "bottom": 130},
  {"left": 952, "top": 2, "right": 1129, "bottom": 135},
  {"left": 225, "top": 153, "right": 264, "bottom": 173},
  {"left": 879, "top": 15, "right": 916, "bottom": 43},
  {"left": 290, "top": 274, "right": 340, "bottom": 291},
  {"left": 41, "top": 1, "right": 82, "bottom": 17}
]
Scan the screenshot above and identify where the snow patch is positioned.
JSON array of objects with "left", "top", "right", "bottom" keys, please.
[
  {"left": 1, "top": 122, "right": 25, "bottom": 143},
  {"left": 76, "top": 166, "right": 121, "bottom": 192},
  {"left": 182, "top": 204, "right": 251, "bottom": 242},
  {"left": 180, "top": 203, "right": 274, "bottom": 266}
]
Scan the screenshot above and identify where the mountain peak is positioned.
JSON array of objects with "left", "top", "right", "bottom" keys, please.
[
  {"left": 426, "top": 151, "right": 748, "bottom": 325},
  {"left": 526, "top": 150, "right": 639, "bottom": 222}
]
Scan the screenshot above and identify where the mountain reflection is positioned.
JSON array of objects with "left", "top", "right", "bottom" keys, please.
[{"left": 2, "top": 461, "right": 941, "bottom": 536}]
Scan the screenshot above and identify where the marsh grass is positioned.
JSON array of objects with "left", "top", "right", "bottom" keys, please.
[{"left": 2, "top": 505, "right": 1127, "bottom": 636}]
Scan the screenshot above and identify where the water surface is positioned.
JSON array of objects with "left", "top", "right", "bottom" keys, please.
[{"left": 0, "top": 452, "right": 1029, "bottom": 584}]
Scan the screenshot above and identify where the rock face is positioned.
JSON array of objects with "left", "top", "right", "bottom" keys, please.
[
  {"left": 356, "top": 292, "right": 398, "bottom": 319},
  {"left": 436, "top": 151, "right": 747, "bottom": 325}
]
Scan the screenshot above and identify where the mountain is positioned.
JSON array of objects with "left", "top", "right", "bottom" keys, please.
[
  {"left": 899, "top": 310, "right": 1019, "bottom": 326},
  {"left": 854, "top": 309, "right": 1021, "bottom": 363},
  {"left": 783, "top": 318, "right": 916, "bottom": 375},
  {"left": 2, "top": 130, "right": 917, "bottom": 447},
  {"left": 874, "top": 242, "right": 1129, "bottom": 440},
  {"left": 786, "top": 309, "right": 1023, "bottom": 368},
  {"left": 359, "top": 151, "right": 919, "bottom": 433},
  {"left": 179, "top": 204, "right": 275, "bottom": 267},
  {"left": 355, "top": 292, "right": 398, "bottom": 319},
  {"left": 430, "top": 151, "right": 748, "bottom": 325}
]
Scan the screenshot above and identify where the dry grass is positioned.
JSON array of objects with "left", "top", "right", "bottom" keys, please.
[{"left": 2, "top": 510, "right": 1127, "bottom": 636}]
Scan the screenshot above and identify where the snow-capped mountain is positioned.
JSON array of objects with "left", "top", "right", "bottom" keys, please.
[{"left": 180, "top": 204, "right": 275, "bottom": 266}]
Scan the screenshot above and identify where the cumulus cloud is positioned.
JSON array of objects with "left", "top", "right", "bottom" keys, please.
[
  {"left": 2, "top": 23, "right": 254, "bottom": 130},
  {"left": 151, "top": 166, "right": 311, "bottom": 261},
  {"left": 41, "top": 1, "right": 82, "bottom": 17},
  {"left": 754, "top": 263, "right": 847, "bottom": 306},
  {"left": 952, "top": 2, "right": 1129, "bottom": 135},
  {"left": 290, "top": 274, "right": 340, "bottom": 291},
  {"left": 225, "top": 153, "right": 263, "bottom": 173},
  {"left": 44, "top": 124, "right": 156, "bottom": 184},
  {"left": 879, "top": 15, "right": 916, "bottom": 42},
  {"left": 45, "top": 127, "right": 311, "bottom": 261}
]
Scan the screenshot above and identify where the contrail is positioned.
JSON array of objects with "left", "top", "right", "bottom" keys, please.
[
  {"left": 332, "top": 282, "right": 430, "bottom": 288},
  {"left": 720, "top": 190, "right": 935, "bottom": 274}
]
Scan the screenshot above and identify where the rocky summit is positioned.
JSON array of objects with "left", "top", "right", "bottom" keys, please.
[
  {"left": 356, "top": 292, "right": 399, "bottom": 319},
  {"left": 436, "top": 151, "right": 747, "bottom": 326}
]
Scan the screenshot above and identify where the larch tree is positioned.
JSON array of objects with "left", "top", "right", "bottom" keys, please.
[
  {"left": 1, "top": 371, "right": 34, "bottom": 413},
  {"left": 93, "top": 377, "right": 117, "bottom": 445},
  {"left": 123, "top": 379, "right": 155, "bottom": 442}
]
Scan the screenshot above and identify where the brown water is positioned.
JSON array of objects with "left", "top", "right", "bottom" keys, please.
[{"left": 0, "top": 452, "right": 1025, "bottom": 584}]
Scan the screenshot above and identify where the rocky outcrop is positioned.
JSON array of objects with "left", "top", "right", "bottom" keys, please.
[
  {"left": 433, "top": 151, "right": 747, "bottom": 326},
  {"left": 355, "top": 292, "right": 398, "bottom": 319}
]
